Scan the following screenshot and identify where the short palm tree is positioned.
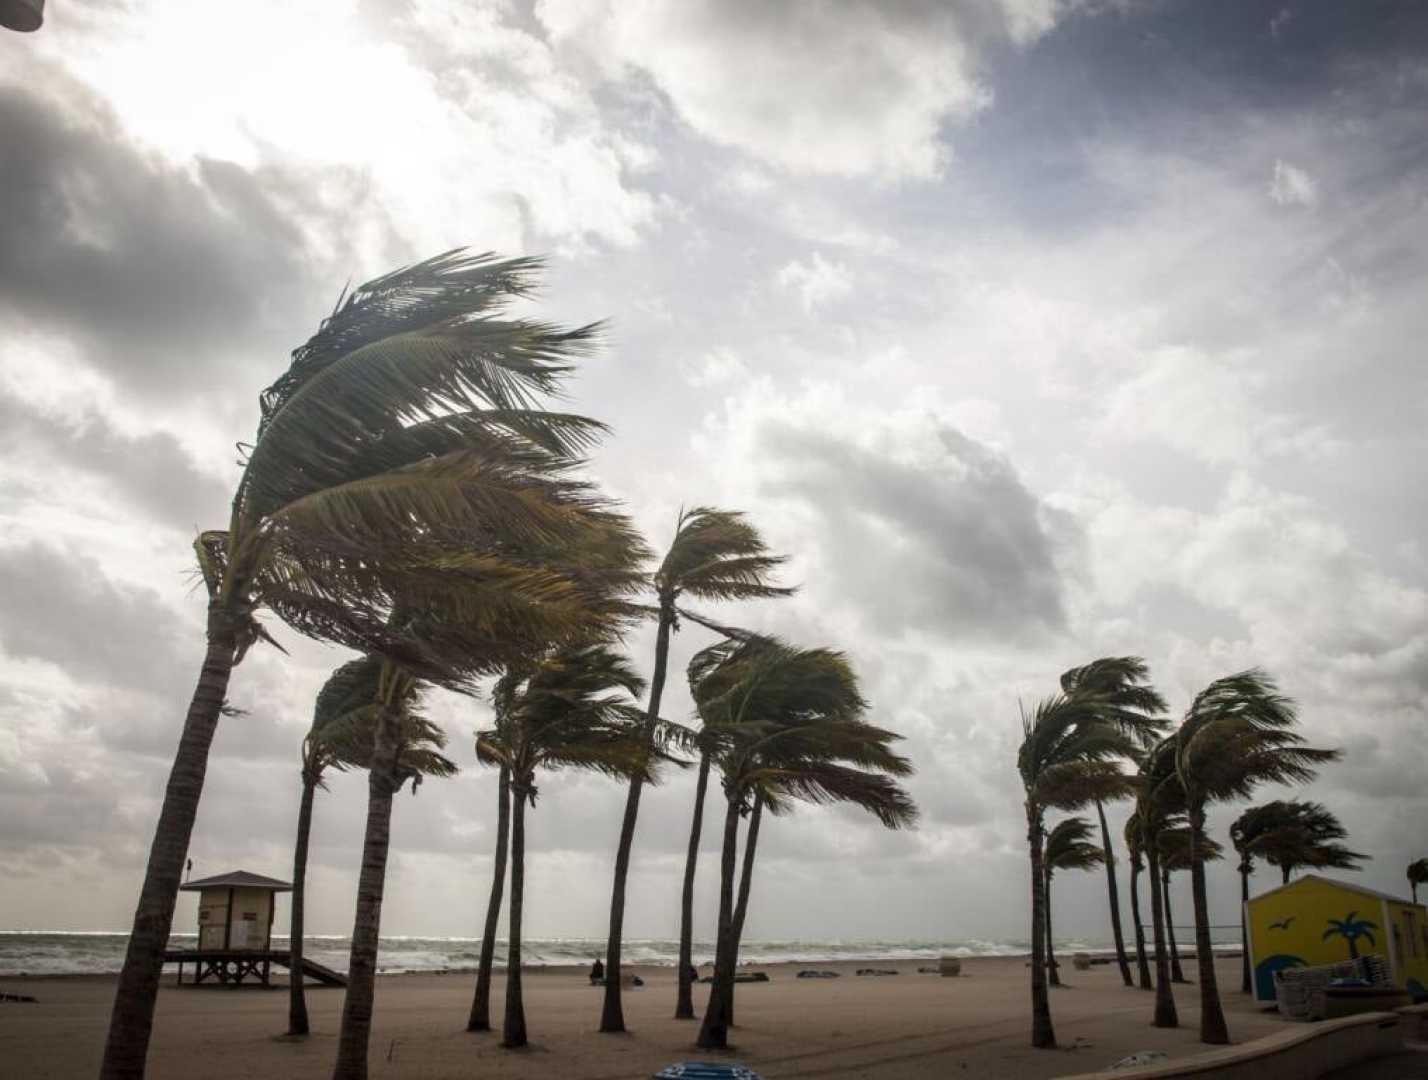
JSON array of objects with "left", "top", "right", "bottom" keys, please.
[
  {"left": 474, "top": 646, "right": 663, "bottom": 1048},
  {"left": 603, "top": 508, "right": 792, "bottom": 1033},
  {"left": 1058, "top": 661, "right": 1169, "bottom": 988},
  {"left": 287, "top": 666, "right": 370, "bottom": 1036},
  {"left": 100, "top": 250, "right": 629, "bottom": 1078},
  {"left": 465, "top": 762, "right": 510, "bottom": 1034},
  {"left": 1043, "top": 817, "right": 1104, "bottom": 987},
  {"left": 1173, "top": 669, "right": 1340, "bottom": 1044},
  {"left": 1157, "top": 820, "right": 1223, "bottom": 984},
  {"left": 1123, "top": 815, "right": 1153, "bottom": 989},
  {"left": 695, "top": 638, "right": 916, "bottom": 1050},
  {"left": 1324, "top": 912, "right": 1378, "bottom": 960},
  {"left": 1409, "top": 859, "right": 1428, "bottom": 904},
  {"left": 329, "top": 656, "right": 458, "bottom": 1080},
  {"left": 1231, "top": 801, "right": 1363, "bottom": 994},
  {"left": 1132, "top": 737, "right": 1185, "bottom": 1028}
]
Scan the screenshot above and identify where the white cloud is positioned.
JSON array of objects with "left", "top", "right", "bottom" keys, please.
[
  {"left": 1269, "top": 158, "right": 1319, "bottom": 207},
  {"left": 776, "top": 253, "right": 855, "bottom": 313}
]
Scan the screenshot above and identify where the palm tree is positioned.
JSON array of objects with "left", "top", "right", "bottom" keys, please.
[
  {"left": 1132, "top": 737, "right": 1184, "bottom": 1028},
  {"left": 695, "top": 638, "right": 916, "bottom": 1050},
  {"left": 1058, "top": 661, "right": 1168, "bottom": 989},
  {"left": 1157, "top": 820, "right": 1223, "bottom": 983},
  {"left": 465, "top": 764, "right": 510, "bottom": 1033},
  {"left": 1409, "top": 859, "right": 1428, "bottom": 905},
  {"left": 1231, "top": 801, "right": 1363, "bottom": 994},
  {"left": 474, "top": 646, "right": 664, "bottom": 1048},
  {"left": 287, "top": 664, "right": 371, "bottom": 1036},
  {"left": 1173, "top": 670, "right": 1340, "bottom": 1044},
  {"left": 1016, "top": 654, "right": 1159, "bottom": 1051},
  {"left": 1323, "top": 912, "right": 1379, "bottom": 960},
  {"left": 100, "top": 250, "right": 626, "bottom": 1078},
  {"left": 1123, "top": 816, "right": 1153, "bottom": 989},
  {"left": 1043, "top": 817, "right": 1104, "bottom": 987},
  {"left": 330, "top": 657, "right": 458, "bottom": 1080},
  {"left": 602, "top": 508, "right": 791, "bottom": 1034}
]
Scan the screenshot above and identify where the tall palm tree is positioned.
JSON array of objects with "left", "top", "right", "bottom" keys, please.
[
  {"left": 101, "top": 250, "right": 623, "bottom": 1078},
  {"left": 601, "top": 508, "right": 791, "bottom": 1034},
  {"left": 1058, "top": 661, "right": 1169, "bottom": 988},
  {"left": 1173, "top": 670, "right": 1340, "bottom": 1045},
  {"left": 1123, "top": 816, "right": 1153, "bottom": 989},
  {"left": 1022, "top": 657, "right": 1153, "bottom": 1045},
  {"left": 695, "top": 639, "right": 916, "bottom": 1050},
  {"left": 474, "top": 646, "right": 667, "bottom": 1048},
  {"left": 330, "top": 657, "right": 458, "bottom": 1080},
  {"left": 465, "top": 764, "right": 510, "bottom": 1033},
  {"left": 1409, "top": 859, "right": 1428, "bottom": 905},
  {"left": 1043, "top": 817, "right": 1104, "bottom": 988},
  {"left": 287, "top": 664, "right": 372, "bottom": 1036}
]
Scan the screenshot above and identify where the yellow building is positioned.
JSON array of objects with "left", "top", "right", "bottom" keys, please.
[{"left": 1246, "top": 874, "right": 1428, "bottom": 1003}]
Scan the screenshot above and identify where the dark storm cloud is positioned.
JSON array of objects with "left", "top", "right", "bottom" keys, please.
[
  {"left": 759, "top": 422, "right": 1069, "bottom": 640},
  {"left": 0, "top": 76, "right": 327, "bottom": 401},
  {"left": 0, "top": 392, "right": 232, "bottom": 533}
]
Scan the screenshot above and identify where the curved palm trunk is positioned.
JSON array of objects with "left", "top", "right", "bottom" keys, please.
[
  {"left": 601, "top": 603, "right": 673, "bottom": 1034},
  {"left": 696, "top": 792, "right": 742, "bottom": 1050},
  {"left": 1145, "top": 841, "right": 1178, "bottom": 1028},
  {"left": 1027, "top": 806, "right": 1055, "bottom": 1049},
  {"left": 501, "top": 784, "right": 528, "bottom": 1048},
  {"left": 1095, "top": 798, "right": 1133, "bottom": 987},
  {"left": 1239, "top": 863, "right": 1252, "bottom": 995},
  {"left": 1129, "top": 859, "right": 1152, "bottom": 990},
  {"left": 724, "top": 795, "right": 763, "bottom": 1027},
  {"left": 288, "top": 771, "right": 318, "bottom": 1036},
  {"left": 467, "top": 767, "right": 510, "bottom": 1032},
  {"left": 675, "top": 749, "right": 712, "bottom": 1020},
  {"left": 1162, "top": 868, "right": 1187, "bottom": 983},
  {"left": 101, "top": 603, "right": 236, "bottom": 1079},
  {"left": 1189, "top": 808, "right": 1229, "bottom": 1044},
  {"left": 1045, "top": 866, "right": 1060, "bottom": 988},
  {"left": 332, "top": 710, "right": 401, "bottom": 1080}
]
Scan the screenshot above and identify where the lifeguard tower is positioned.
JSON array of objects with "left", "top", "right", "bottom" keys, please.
[{"left": 166, "top": 869, "right": 345, "bottom": 988}]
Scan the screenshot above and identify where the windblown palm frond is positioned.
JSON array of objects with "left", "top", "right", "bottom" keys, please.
[
  {"left": 657, "top": 507, "right": 796, "bottom": 606},
  {"left": 1045, "top": 817, "right": 1105, "bottom": 873}
]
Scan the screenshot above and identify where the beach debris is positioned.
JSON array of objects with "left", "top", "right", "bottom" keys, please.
[
  {"left": 733, "top": 971, "right": 769, "bottom": 983},
  {"left": 1110, "top": 1051, "right": 1169, "bottom": 1070},
  {"left": 796, "top": 970, "right": 840, "bottom": 979},
  {"left": 654, "top": 1062, "right": 762, "bottom": 1079},
  {"left": 855, "top": 968, "right": 900, "bottom": 976},
  {"left": 1, "top": 992, "right": 38, "bottom": 1003},
  {"left": 917, "top": 966, "right": 940, "bottom": 974}
]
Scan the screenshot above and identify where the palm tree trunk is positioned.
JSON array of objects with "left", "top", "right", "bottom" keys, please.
[
  {"left": 1146, "top": 840, "right": 1178, "bottom": 1028},
  {"left": 1129, "top": 860, "right": 1152, "bottom": 989},
  {"left": 600, "top": 602, "right": 673, "bottom": 1034},
  {"left": 1095, "top": 798, "right": 1133, "bottom": 987},
  {"left": 501, "top": 782, "right": 528, "bottom": 1048},
  {"left": 1163, "top": 869, "right": 1186, "bottom": 983},
  {"left": 724, "top": 795, "right": 764, "bottom": 1026},
  {"left": 288, "top": 771, "right": 318, "bottom": 1036},
  {"left": 1045, "top": 866, "right": 1060, "bottom": 988},
  {"left": 467, "top": 767, "right": 510, "bottom": 1032},
  {"left": 696, "top": 791, "right": 741, "bottom": 1050},
  {"left": 675, "top": 749, "right": 711, "bottom": 1020},
  {"left": 101, "top": 602, "right": 236, "bottom": 1079},
  {"left": 1281, "top": 865, "right": 1291, "bottom": 886},
  {"left": 1189, "top": 807, "right": 1229, "bottom": 1044},
  {"left": 1239, "top": 863, "right": 1252, "bottom": 995},
  {"left": 332, "top": 709, "right": 401, "bottom": 1080},
  {"left": 1027, "top": 806, "right": 1056, "bottom": 1049}
]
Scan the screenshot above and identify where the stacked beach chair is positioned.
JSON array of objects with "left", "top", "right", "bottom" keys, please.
[{"left": 1274, "top": 954, "right": 1392, "bottom": 1020}]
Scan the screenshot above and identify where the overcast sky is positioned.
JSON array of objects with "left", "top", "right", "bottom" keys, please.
[{"left": 1, "top": 0, "right": 1426, "bottom": 949}]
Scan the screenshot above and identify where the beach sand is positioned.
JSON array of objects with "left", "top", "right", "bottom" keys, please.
[{"left": 0, "top": 955, "right": 1291, "bottom": 1078}]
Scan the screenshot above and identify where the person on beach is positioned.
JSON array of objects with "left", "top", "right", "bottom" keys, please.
[{"left": 590, "top": 958, "right": 605, "bottom": 985}]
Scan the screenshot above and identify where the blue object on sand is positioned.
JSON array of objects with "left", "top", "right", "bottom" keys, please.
[{"left": 653, "top": 1063, "right": 762, "bottom": 1080}]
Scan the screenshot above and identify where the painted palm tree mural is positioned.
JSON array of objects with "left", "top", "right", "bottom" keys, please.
[{"left": 1323, "top": 912, "right": 1378, "bottom": 960}]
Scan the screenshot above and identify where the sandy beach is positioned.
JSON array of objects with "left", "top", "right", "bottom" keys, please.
[{"left": 1, "top": 955, "right": 1293, "bottom": 1079}]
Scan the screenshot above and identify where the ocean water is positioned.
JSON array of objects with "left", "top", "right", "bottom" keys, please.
[{"left": 0, "top": 930, "right": 1240, "bottom": 978}]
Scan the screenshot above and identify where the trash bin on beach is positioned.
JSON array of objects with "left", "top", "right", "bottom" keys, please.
[
  {"left": 1072, "top": 952, "right": 1092, "bottom": 971},
  {"left": 938, "top": 956, "right": 961, "bottom": 977}
]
